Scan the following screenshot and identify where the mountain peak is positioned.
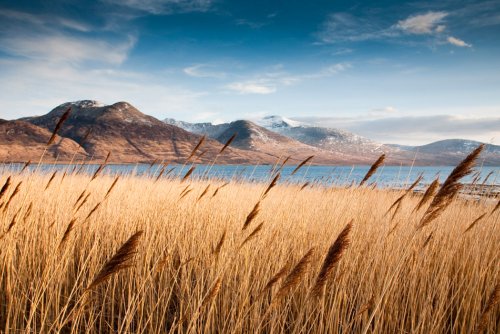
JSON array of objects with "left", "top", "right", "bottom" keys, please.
[
  {"left": 257, "top": 115, "right": 303, "bottom": 129},
  {"left": 60, "top": 100, "right": 105, "bottom": 109}
]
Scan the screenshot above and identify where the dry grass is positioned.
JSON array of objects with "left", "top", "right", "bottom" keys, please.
[{"left": 0, "top": 169, "right": 498, "bottom": 333}]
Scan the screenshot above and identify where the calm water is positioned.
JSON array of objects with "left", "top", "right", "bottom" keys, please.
[{"left": 2, "top": 163, "right": 499, "bottom": 188}]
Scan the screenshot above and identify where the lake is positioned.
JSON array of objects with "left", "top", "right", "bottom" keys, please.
[{"left": 2, "top": 163, "right": 499, "bottom": 189}]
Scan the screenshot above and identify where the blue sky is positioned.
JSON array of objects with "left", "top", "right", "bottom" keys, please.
[{"left": 0, "top": 0, "right": 499, "bottom": 145}]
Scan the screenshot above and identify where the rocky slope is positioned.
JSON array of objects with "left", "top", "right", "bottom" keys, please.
[
  {"left": 18, "top": 101, "right": 272, "bottom": 164},
  {"left": 0, "top": 119, "right": 86, "bottom": 162}
]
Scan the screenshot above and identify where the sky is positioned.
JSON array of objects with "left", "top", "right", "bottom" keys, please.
[{"left": 0, "top": 0, "right": 499, "bottom": 145}]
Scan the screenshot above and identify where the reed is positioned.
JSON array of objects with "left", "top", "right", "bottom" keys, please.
[
  {"left": 0, "top": 162, "right": 497, "bottom": 333},
  {"left": 359, "top": 154, "right": 385, "bottom": 186}
]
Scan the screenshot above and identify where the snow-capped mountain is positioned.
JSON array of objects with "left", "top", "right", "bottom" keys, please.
[
  {"left": 255, "top": 115, "right": 304, "bottom": 129},
  {"left": 388, "top": 139, "right": 500, "bottom": 156},
  {"left": 254, "top": 115, "right": 392, "bottom": 156},
  {"left": 162, "top": 116, "right": 500, "bottom": 165}
]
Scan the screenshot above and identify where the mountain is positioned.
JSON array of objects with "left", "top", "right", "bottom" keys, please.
[
  {"left": 255, "top": 115, "right": 392, "bottom": 155},
  {"left": 387, "top": 139, "right": 500, "bottom": 165},
  {"left": 166, "top": 115, "right": 500, "bottom": 165},
  {"left": 164, "top": 118, "right": 230, "bottom": 138},
  {"left": 20, "top": 101, "right": 273, "bottom": 164},
  {"left": 168, "top": 116, "right": 404, "bottom": 163},
  {"left": 0, "top": 119, "right": 86, "bottom": 162},
  {"left": 165, "top": 118, "right": 376, "bottom": 164},
  {"left": 211, "top": 120, "right": 351, "bottom": 164}
]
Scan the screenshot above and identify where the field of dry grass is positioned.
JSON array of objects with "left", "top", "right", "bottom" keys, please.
[{"left": 0, "top": 160, "right": 498, "bottom": 333}]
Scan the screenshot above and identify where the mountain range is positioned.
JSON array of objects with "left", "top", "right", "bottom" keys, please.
[{"left": 0, "top": 100, "right": 498, "bottom": 165}]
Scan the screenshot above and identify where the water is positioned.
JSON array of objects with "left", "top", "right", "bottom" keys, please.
[{"left": 2, "top": 163, "right": 499, "bottom": 189}]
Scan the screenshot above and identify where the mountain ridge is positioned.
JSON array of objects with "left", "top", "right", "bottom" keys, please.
[{"left": 0, "top": 100, "right": 497, "bottom": 165}]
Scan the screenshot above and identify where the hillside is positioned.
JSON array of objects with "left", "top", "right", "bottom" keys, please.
[
  {"left": 21, "top": 101, "right": 272, "bottom": 164},
  {"left": 0, "top": 119, "right": 86, "bottom": 162}
]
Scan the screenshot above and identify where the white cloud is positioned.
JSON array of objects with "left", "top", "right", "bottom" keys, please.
[
  {"left": 226, "top": 81, "right": 277, "bottom": 95},
  {"left": 396, "top": 11, "right": 448, "bottom": 34},
  {"left": 225, "top": 63, "right": 351, "bottom": 95},
  {"left": 103, "top": 0, "right": 213, "bottom": 15},
  {"left": 447, "top": 36, "right": 472, "bottom": 47},
  {"left": 0, "top": 34, "right": 136, "bottom": 65},
  {"left": 183, "top": 64, "right": 226, "bottom": 78},
  {"left": 0, "top": 58, "right": 207, "bottom": 120},
  {"left": 435, "top": 25, "right": 446, "bottom": 33}
]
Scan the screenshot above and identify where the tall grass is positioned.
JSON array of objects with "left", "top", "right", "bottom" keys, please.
[{"left": 0, "top": 166, "right": 498, "bottom": 333}]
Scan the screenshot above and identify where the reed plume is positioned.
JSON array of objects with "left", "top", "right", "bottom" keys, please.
[
  {"left": 179, "top": 185, "right": 191, "bottom": 197},
  {"left": 74, "top": 193, "right": 91, "bottom": 214},
  {"left": 47, "top": 107, "right": 71, "bottom": 146},
  {"left": 240, "top": 222, "right": 264, "bottom": 248},
  {"left": 277, "top": 156, "right": 290, "bottom": 172},
  {"left": 273, "top": 248, "right": 315, "bottom": 305},
  {"left": 86, "top": 231, "right": 143, "bottom": 291},
  {"left": 83, "top": 202, "right": 101, "bottom": 222},
  {"left": 491, "top": 199, "right": 500, "bottom": 216},
  {"left": 464, "top": 213, "right": 487, "bottom": 234},
  {"left": 260, "top": 262, "right": 291, "bottom": 296},
  {"left": 197, "top": 184, "right": 210, "bottom": 202},
  {"left": 23, "top": 202, "right": 33, "bottom": 221},
  {"left": 187, "top": 135, "right": 206, "bottom": 161},
  {"left": 360, "top": 154, "right": 385, "bottom": 186},
  {"left": 181, "top": 166, "right": 196, "bottom": 183},
  {"left": 242, "top": 201, "right": 260, "bottom": 230},
  {"left": 59, "top": 218, "right": 77, "bottom": 249},
  {"left": 474, "top": 282, "right": 499, "bottom": 334},
  {"left": 356, "top": 294, "right": 375, "bottom": 317},
  {"left": 291, "top": 156, "right": 314, "bottom": 176},
  {"left": 44, "top": 171, "right": 58, "bottom": 190},
  {"left": 0, "top": 176, "right": 11, "bottom": 201},
  {"left": 262, "top": 172, "right": 280, "bottom": 198},
  {"left": 418, "top": 145, "right": 484, "bottom": 229},
  {"left": 300, "top": 182, "right": 310, "bottom": 191},
  {"left": 413, "top": 179, "right": 439, "bottom": 212},
  {"left": 212, "top": 182, "right": 229, "bottom": 198},
  {"left": 212, "top": 229, "right": 226, "bottom": 256},
  {"left": 201, "top": 277, "right": 222, "bottom": 309},
  {"left": 386, "top": 173, "right": 421, "bottom": 218},
  {"left": 311, "top": 222, "right": 352, "bottom": 298},
  {"left": 90, "top": 152, "right": 111, "bottom": 181},
  {"left": 104, "top": 176, "right": 120, "bottom": 199},
  {"left": 480, "top": 171, "right": 494, "bottom": 185},
  {"left": 155, "top": 165, "right": 167, "bottom": 182},
  {"left": 20, "top": 161, "right": 31, "bottom": 173},
  {"left": 219, "top": 133, "right": 237, "bottom": 154},
  {"left": 3, "top": 181, "right": 22, "bottom": 212},
  {"left": 422, "top": 232, "right": 433, "bottom": 249},
  {"left": 179, "top": 189, "right": 192, "bottom": 200}
]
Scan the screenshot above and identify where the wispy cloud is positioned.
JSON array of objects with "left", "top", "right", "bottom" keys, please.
[
  {"left": 317, "top": 10, "right": 474, "bottom": 50},
  {"left": 0, "top": 34, "right": 136, "bottom": 65},
  {"left": 0, "top": 9, "right": 92, "bottom": 32},
  {"left": 0, "top": 57, "right": 207, "bottom": 120},
  {"left": 395, "top": 11, "right": 448, "bottom": 34},
  {"left": 235, "top": 19, "right": 269, "bottom": 29},
  {"left": 447, "top": 36, "right": 472, "bottom": 47},
  {"left": 103, "top": 0, "right": 214, "bottom": 15},
  {"left": 316, "top": 13, "right": 394, "bottom": 44},
  {"left": 226, "top": 63, "right": 351, "bottom": 95},
  {"left": 226, "top": 81, "right": 277, "bottom": 95},
  {"left": 183, "top": 64, "right": 226, "bottom": 78},
  {"left": 0, "top": 8, "right": 136, "bottom": 66}
]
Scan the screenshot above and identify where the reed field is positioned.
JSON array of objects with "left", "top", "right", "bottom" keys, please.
[{"left": 0, "top": 146, "right": 499, "bottom": 333}]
